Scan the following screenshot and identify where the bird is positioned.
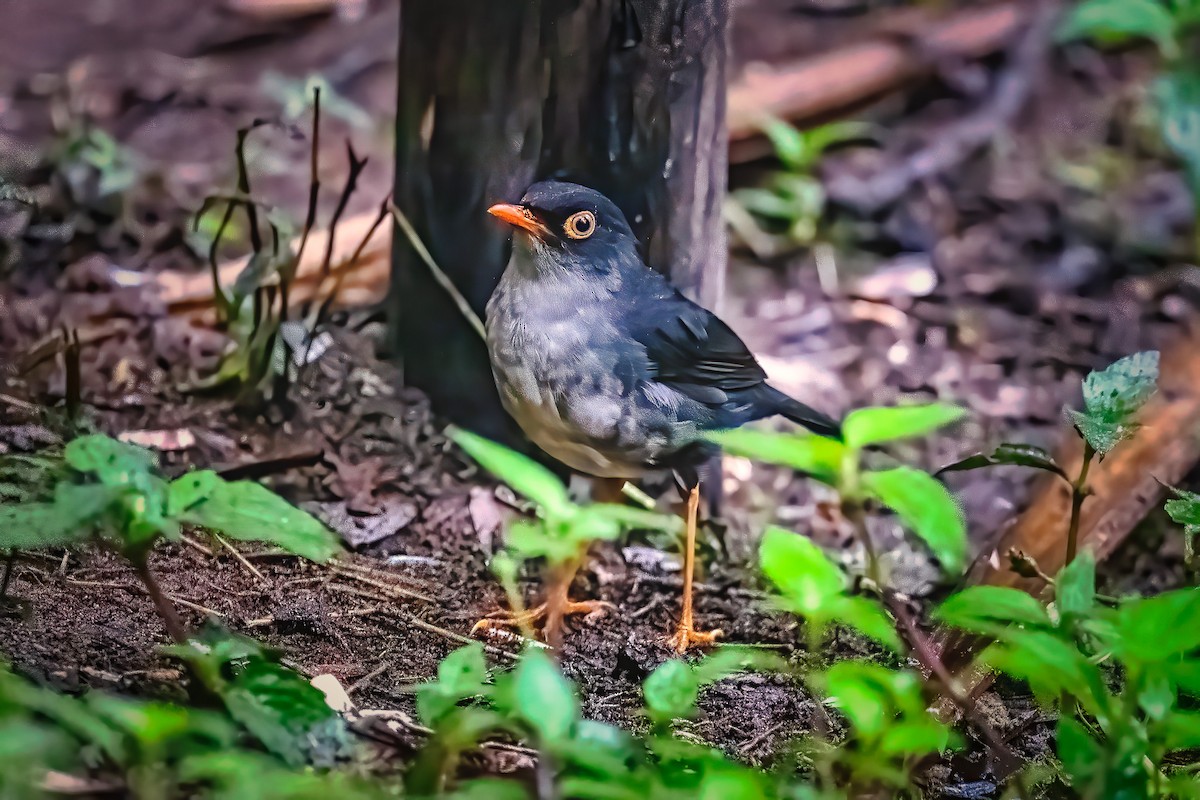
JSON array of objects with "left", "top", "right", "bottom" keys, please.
[{"left": 482, "top": 179, "right": 840, "bottom": 653}]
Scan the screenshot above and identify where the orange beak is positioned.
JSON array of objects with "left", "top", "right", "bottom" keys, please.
[{"left": 488, "top": 202, "right": 549, "bottom": 239}]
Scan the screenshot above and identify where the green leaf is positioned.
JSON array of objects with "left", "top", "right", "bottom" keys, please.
[
  {"left": 643, "top": 659, "right": 700, "bottom": 722},
  {"left": 1070, "top": 350, "right": 1159, "bottom": 455},
  {"left": 878, "top": 719, "right": 955, "bottom": 757},
  {"left": 761, "top": 118, "right": 811, "bottom": 173},
  {"left": 861, "top": 467, "right": 966, "bottom": 572},
  {"left": 1157, "top": 70, "right": 1200, "bottom": 196},
  {"left": 1115, "top": 588, "right": 1200, "bottom": 662},
  {"left": 708, "top": 428, "right": 844, "bottom": 486},
  {"left": 222, "top": 659, "right": 346, "bottom": 768},
  {"left": 64, "top": 434, "right": 156, "bottom": 485},
  {"left": 936, "top": 586, "right": 1053, "bottom": 631},
  {"left": 504, "top": 519, "right": 579, "bottom": 564},
  {"left": 760, "top": 527, "right": 900, "bottom": 649},
  {"left": 759, "top": 526, "right": 845, "bottom": 615},
  {"left": 448, "top": 427, "right": 572, "bottom": 518},
  {"left": 416, "top": 643, "right": 490, "bottom": 727},
  {"left": 1056, "top": 716, "right": 1103, "bottom": 789},
  {"left": 1164, "top": 711, "right": 1200, "bottom": 751},
  {"left": 0, "top": 484, "right": 118, "bottom": 549},
  {"left": 644, "top": 648, "right": 782, "bottom": 725},
  {"left": 692, "top": 647, "right": 785, "bottom": 687},
  {"left": 982, "top": 632, "right": 1104, "bottom": 712},
  {"left": 1056, "top": 552, "right": 1096, "bottom": 619},
  {"left": 843, "top": 404, "right": 966, "bottom": 449},
  {"left": 1137, "top": 667, "right": 1175, "bottom": 721},
  {"left": 1057, "top": 0, "right": 1180, "bottom": 58},
  {"left": 819, "top": 661, "right": 927, "bottom": 741},
  {"left": 936, "top": 443, "right": 1068, "bottom": 481},
  {"left": 1165, "top": 487, "right": 1200, "bottom": 527},
  {"left": 511, "top": 650, "right": 577, "bottom": 742},
  {"left": 169, "top": 471, "right": 338, "bottom": 562},
  {"left": 1067, "top": 411, "right": 1125, "bottom": 456},
  {"left": 827, "top": 595, "right": 903, "bottom": 651}
]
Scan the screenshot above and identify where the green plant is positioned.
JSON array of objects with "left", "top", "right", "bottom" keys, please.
[
  {"left": 713, "top": 402, "right": 967, "bottom": 585},
  {"left": 0, "top": 654, "right": 366, "bottom": 800},
  {"left": 191, "top": 92, "right": 387, "bottom": 407},
  {"left": 164, "top": 625, "right": 351, "bottom": 768},
  {"left": 1060, "top": 0, "right": 1200, "bottom": 249},
  {"left": 756, "top": 526, "right": 964, "bottom": 795},
  {"left": 941, "top": 350, "right": 1159, "bottom": 565},
  {"left": 759, "top": 526, "right": 900, "bottom": 652},
  {"left": 726, "top": 119, "right": 868, "bottom": 258},
  {"left": 409, "top": 643, "right": 786, "bottom": 799},
  {"left": 0, "top": 433, "right": 338, "bottom": 643},
  {"left": 938, "top": 553, "right": 1200, "bottom": 798},
  {"left": 447, "top": 427, "right": 681, "bottom": 646},
  {"left": 806, "top": 660, "right": 958, "bottom": 795}
]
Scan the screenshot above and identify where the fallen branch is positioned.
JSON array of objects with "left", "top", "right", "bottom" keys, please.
[
  {"left": 727, "top": 1, "right": 1024, "bottom": 160},
  {"left": 154, "top": 210, "right": 391, "bottom": 320}
]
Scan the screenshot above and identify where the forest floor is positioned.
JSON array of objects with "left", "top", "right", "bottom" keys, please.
[{"left": 1, "top": 1, "right": 1197, "bottom": 795}]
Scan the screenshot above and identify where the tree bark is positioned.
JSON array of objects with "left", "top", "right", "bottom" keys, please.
[{"left": 390, "top": 0, "right": 730, "bottom": 441}]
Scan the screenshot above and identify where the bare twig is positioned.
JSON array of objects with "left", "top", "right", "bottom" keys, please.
[
  {"left": 389, "top": 202, "right": 487, "bottom": 342},
  {"left": 212, "top": 534, "right": 268, "bottom": 584}
]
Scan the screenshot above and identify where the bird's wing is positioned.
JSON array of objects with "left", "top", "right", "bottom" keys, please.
[{"left": 628, "top": 288, "right": 767, "bottom": 406}]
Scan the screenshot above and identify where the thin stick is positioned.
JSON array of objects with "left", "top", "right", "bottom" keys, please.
[
  {"left": 328, "top": 563, "right": 434, "bottom": 603},
  {"left": 389, "top": 202, "right": 487, "bottom": 342},
  {"left": 213, "top": 534, "right": 268, "bottom": 584},
  {"left": 325, "top": 584, "right": 517, "bottom": 660},
  {"left": 885, "top": 593, "right": 1029, "bottom": 798}
]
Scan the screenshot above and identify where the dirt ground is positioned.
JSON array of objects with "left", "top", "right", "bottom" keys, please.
[{"left": 1, "top": 1, "right": 1198, "bottom": 795}]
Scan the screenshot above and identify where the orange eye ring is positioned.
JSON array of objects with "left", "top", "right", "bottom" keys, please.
[{"left": 563, "top": 210, "right": 597, "bottom": 240}]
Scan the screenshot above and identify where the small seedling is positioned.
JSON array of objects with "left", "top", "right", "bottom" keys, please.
[
  {"left": 1059, "top": 0, "right": 1200, "bottom": 251},
  {"left": 0, "top": 433, "right": 339, "bottom": 643},
  {"left": 448, "top": 427, "right": 680, "bottom": 648},
  {"left": 758, "top": 526, "right": 900, "bottom": 653},
  {"left": 726, "top": 119, "right": 868, "bottom": 258},
  {"left": 806, "top": 660, "right": 958, "bottom": 795},
  {"left": 164, "top": 625, "right": 350, "bottom": 768},
  {"left": 941, "top": 350, "right": 1159, "bottom": 565},
  {"left": 713, "top": 402, "right": 967, "bottom": 585}
]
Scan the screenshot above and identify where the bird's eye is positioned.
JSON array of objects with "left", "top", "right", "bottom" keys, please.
[{"left": 563, "top": 210, "right": 596, "bottom": 240}]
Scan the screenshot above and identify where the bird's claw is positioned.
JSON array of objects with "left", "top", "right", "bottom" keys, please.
[
  {"left": 666, "top": 623, "right": 723, "bottom": 654},
  {"left": 471, "top": 599, "right": 614, "bottom": 638}
]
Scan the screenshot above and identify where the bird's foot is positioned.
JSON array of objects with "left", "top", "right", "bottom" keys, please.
[
  {"left": 665, "top": 620, "right": 723, "bottom": 654},
  {"left": 471, "top": 599, "right": 614, "bottom": 638}
]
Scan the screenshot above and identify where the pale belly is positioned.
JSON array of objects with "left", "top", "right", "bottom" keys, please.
[{"left": 499, "top": 385, "right": 648, "bottom": 478}]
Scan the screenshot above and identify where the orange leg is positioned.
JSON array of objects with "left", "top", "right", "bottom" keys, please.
[
  {"left": 666, "top": 484, "right": 722, "bottom": 654},
  {"left": 472, "top": 558, "right": 612, "bottom": 647}
]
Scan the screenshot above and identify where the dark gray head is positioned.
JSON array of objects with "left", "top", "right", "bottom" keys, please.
[{"left": 488, "top": 180, "right": 640, "bottom": 275}]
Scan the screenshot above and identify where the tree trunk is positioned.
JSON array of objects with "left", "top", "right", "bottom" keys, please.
[{"left": 391, "top": 0, "right": 730, "bottom": 441}]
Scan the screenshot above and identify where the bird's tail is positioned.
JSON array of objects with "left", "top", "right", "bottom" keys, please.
[{"left": 767, "top": 387, "right": 842, "bottom": 440}]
